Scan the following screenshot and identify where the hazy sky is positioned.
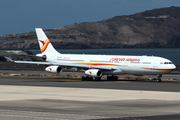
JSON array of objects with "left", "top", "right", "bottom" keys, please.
[{"left": 0, "top": 0, "right": 180, "bottom": 35}]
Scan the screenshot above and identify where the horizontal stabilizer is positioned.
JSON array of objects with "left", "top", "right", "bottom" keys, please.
[{"left": 4, "top": 56, "right": 14, "bottom": 62}]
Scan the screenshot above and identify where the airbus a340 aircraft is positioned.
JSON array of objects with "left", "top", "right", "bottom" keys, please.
[{"left": 6, "top": 28, "right": 176, "bottom": 82}]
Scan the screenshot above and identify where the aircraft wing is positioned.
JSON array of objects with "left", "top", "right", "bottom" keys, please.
[
  {"left": 4, "top": 57, "right": 115, "bottom": 70},
  {"left": 15, "top": 61, "right": 114, "bottom": 70},
  {"left": 4, "top": 56, "right": 51, "bottom": 65},
  {"left": 14, "top": 61, "right": 53, "bottom": 65}
]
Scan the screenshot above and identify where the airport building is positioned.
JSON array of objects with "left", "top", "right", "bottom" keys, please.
[{"left": 0, "top": 50, "right": 32, "bottom": 61}]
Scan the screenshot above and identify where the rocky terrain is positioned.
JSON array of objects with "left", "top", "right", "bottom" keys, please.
[{"left": 1, "top": 6, "right": 180, "bottom": 49}]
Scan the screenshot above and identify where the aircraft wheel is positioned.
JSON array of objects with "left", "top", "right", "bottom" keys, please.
[
  {"left": 89, "top": 77, "right": 93, "bottom": 81},
  {"left": 114, "top": 76, "right": 118, "bottom": 81},
  {"left": 95, "top": 77, "right": 101, "bottom": 81},
  {"left": 86, "top": 76, "right": 90, "bottom": 81},
  {"left": 107, "top": 76, "right": 110, "bottom": 81},
  {"left": 82, "top": 77, "right": 86, "bottom": 81},
  {"left": 157, "top": 79, "right": 161, "bottom": 82},
  {"left": 110, "top": 76, "right": 115, "bottom": 81}
]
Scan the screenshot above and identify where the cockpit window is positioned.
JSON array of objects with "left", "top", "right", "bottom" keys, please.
[{"left": 164, "top": 62, "right": 173, "bottom": 64}]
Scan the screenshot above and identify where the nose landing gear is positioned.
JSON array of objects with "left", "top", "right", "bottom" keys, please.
[{"left": 157, "top": 74, "right": 162, "bottom": 82}]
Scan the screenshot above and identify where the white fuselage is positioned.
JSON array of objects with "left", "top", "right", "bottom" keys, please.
[{"left": 45, "top": 52, "right": 176, "bottom": 75}]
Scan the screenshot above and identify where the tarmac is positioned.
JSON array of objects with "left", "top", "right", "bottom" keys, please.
[
  {"left": 1, "top": 68, "right": 180, "bottom": 80},
  {"left": 0, "top": 68, "right": 180, "bottom": 120}
]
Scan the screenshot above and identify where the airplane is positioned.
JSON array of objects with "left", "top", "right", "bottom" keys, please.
[{"left": 5, "top": 28, "right": 176, "bottom": 82}]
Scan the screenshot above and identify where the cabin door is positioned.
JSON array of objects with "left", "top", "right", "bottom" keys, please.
[
  {"left": 153, "top": 59, "right": 158, "bottom": 69},
  {"left": 84, "top": 57, "right": 89, "bottom": 65},
  {"left": 124, "top": 61, "right": 129, "bottom": 68}
]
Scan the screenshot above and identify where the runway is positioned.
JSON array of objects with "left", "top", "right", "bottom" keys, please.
[
  {"left": 0, "top": 76, "right": 180, "bottom": 120},
  {"left": 0, "top": 76, "right": 180, "bottom": 92},
  {"left": 0, "top": 68, "right": 180, "bottom": 120},
  {"left": 1, "top": 68, "right": 180, "bottom": 80}
]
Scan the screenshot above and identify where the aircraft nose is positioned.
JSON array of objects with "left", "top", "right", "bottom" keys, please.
[
  {"left": 170, "top": 64, "right": 176, "bottom": 71},
  {"left": 172, "top": 64, "right": 176, "bottom": 70}
]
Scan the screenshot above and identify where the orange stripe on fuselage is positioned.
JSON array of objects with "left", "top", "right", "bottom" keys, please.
[
  {"left": 41, "top": 40, "right": 50, "bottom": 53},
  {"left": 142, "top": 68, "right": 175, "bottom": 71},
  {"left": 72, "top": 62, "right": 123, "bottom": 67}
]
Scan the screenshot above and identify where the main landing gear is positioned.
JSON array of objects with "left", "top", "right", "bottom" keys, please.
[
  {"left": 157, "top": 74, "right": 162, "bottom": 82},
  {"left": 82, "top": 75, "right": 119, "bottom": 81},
  {"left": 82, "top": 76, "right": 101, "bottom": 81},
  {"left": 82, "top": 75, "right": 162, "bottom": 82},
  {"left": 107, "top": 75, "right": 118, "bottom": 81}
]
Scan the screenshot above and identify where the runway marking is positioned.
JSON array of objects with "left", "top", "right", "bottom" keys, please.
[
  {"left": 0, "top": 91, "right": 139, "bottom": 101},
  {"left": 0, "top": 114, "right": 64, "bottom": 120},
  {"left": 0, "top": 113, "right": 150, "bottom": 120},
  {"left": 51, "top": 106, "right": 85, "bottom": 109},
  {"left": 1, "top": 85, "right": 180, "bottom": 102},
  {"left": 0, "top": 109, "right": 110, "bottom": 120}
]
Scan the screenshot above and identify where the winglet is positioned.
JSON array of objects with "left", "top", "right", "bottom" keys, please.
[{"left": 4, "top": 56, "right": 14, "bottom": 62}]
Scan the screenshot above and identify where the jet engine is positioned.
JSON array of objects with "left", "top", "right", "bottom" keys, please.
[
  {"left": 85, "top": 69, "right": 102, "bottom": 77},
  {"left": 45, "top": 66, "right": 62, "bottom": 73}
]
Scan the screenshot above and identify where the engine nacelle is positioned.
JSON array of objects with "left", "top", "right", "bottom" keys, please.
[
  {"left": 85, "top": 69, "right": 102, "bottom": 77},
  {"left": 45, "top": 66, "right": 62, "bottom": 73}
]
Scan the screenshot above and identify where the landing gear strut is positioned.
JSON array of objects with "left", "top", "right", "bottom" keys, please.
[{"left": 157, "top": 74, "right": 162, "bottom": 82}]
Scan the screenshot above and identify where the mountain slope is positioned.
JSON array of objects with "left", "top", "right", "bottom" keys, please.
[{"left": 1, "top": 6, "right": 180, "bottom": 49}]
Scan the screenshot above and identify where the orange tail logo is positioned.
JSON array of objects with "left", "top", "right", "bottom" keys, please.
[{"left": 39, "top": 39, "right": 50, "bottom": 53}]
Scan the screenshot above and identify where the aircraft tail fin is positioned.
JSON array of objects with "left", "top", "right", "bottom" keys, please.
[{"left": 35, "top": 28, "right": 59, "bottom": 54}]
